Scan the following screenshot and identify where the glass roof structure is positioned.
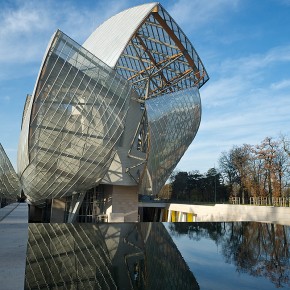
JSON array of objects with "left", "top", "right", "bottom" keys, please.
[{"left": 14, "top": 2, "right": 209, "bottom": 203}]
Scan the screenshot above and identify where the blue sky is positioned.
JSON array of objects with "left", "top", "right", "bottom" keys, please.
[{"left": 0, "top": 0, "right": 290, "bottom": 174}]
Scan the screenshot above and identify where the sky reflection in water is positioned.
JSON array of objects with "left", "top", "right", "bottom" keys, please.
[{"left": 166, "top": 222, "right": 290, "bottom": 290}]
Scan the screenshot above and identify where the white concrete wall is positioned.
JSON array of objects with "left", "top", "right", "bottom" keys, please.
[{"left": 167, "top": 203, "right": 290, "bottom": 225}]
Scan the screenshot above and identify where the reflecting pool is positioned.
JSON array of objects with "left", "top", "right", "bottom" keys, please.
[
  {"left": 24, "top": 222, "right": 289, "bottom": 289},
  {"left": 167, "top": 222, "right": 290, "bottom": 290}
]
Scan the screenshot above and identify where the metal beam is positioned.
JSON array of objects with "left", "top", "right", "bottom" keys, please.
[
  {"left": 150, "top": 68, "right": 193, "bottom": 96},
  {"left": 152, "top": 11, "right": 201, "bottom": 79},
  {"left": 135, "top": 34, "right": 169, "bottom": 88},
  {"left": 128, "top": 52, "right": 182, "bottom": 81}
]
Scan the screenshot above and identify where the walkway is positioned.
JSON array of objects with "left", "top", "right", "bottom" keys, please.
[{"left": 0, "top": 203, "right": 28, "bottom": 290}]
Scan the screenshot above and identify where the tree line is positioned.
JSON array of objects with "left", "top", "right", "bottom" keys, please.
[{"left": 162, "top": 136, "right": 290, "bottom": 204}]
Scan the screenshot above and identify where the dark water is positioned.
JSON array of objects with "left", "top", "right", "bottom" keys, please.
[
  {"left": 24, "top": 222, "right": 289, "bottom": 289},
  {"left": 167, "top": 222, "right": 290, "bottom": 290}
]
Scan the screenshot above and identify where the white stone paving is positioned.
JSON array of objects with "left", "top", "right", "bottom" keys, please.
[{"left": 0, "top": 203, "right": 28, "bottom": 290}]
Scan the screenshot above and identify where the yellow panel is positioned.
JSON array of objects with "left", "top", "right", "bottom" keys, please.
[
  {"left": 171, "top": 211, "right": 176, "bottom": 222},
  {"left": 187, "top": 213, "right": 193, "bottom": 222}
]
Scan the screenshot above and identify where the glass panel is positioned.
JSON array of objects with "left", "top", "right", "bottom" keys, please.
[
  {"left": 143, "top": 87, "right": 201, "bottom": 195},
  {"left": 116, "top": 4, "right": 209, "bottom": 100},
  {"left": 20, "top": 31, "right": 134, "bottom": 202},
  {"left": 0, "top": 143, "right": 20, "bottom": 199}
]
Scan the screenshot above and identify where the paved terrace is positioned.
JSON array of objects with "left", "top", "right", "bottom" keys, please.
[{"left": 0, "top": 203, "right": 28, "bottom": 290}]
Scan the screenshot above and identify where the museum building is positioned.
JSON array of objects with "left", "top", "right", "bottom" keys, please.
[{"left": 0, "top": 3, "right": 208, "bottom": 222}]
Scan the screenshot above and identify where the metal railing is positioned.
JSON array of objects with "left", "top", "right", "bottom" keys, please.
[{"left": 229, "top": 196, "right": 290, "bottom": 207}]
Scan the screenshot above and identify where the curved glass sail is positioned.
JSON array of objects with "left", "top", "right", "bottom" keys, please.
[
  {"left": 18, "top": 31, "right": 134, "bottom": 202},
  {"left": 106, "top": 4, "right": 208, "bottom": 193},
  {"left": 0, "top": 143, "right": 20, "bottom": 199},
  {"left": 143, "top": 87, "right": 201, "bottom": 195}
]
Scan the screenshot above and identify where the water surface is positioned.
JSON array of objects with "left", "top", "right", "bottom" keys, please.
[
  {"left": 167, "top": 222, "right": 290, "bottom": 290},
  {"left": 24, "top": 222, "right": 289, "bottom": 289}
]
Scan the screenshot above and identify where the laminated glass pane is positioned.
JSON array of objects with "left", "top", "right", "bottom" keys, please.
[
  {"left": 19, "top": 31, "right": 134, "bottom": 202},
  {"left": 143, "top": 87, "right": 201, "bottom": 195},
  {"left": 0, "top": 143, "right": 20, "bottom": 198}
]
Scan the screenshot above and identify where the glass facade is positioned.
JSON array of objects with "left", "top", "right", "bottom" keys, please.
[
  {"left": 143, "top": 87, "right": 201, "bottom": 195},
  {"left": 64, "top": 185, "right": 107, "bottom": 223},
  {"left": 18, "top": 31, "right": 135, "bottom": 202},
  {"left": 0, "top": 143, "right": 20, "bottom": 199}
]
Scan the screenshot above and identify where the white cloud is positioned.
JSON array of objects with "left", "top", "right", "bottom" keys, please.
[
  {"left": 0, "top": 5, "right": 51, "bottom": 35},
  {"left": 3, "top": 95, "right": 11, "bottom": 101},
  {"left": 201, "top": 76, "right": 246, "bottom": 107},
  {"left": 270, "top": 79, "right": 290, "bottom": 90},
  {"left": 220, "top": 45, "right": 290, "bottom": 75},
  {"left": 0, "top": 0, "right": 131, "bottom": 64},
  {"left": 0, "top": 95, "right": 11, "bottom": 102},
  {"left": 200, "top": 43, "right": 290, "bottom": 110}
]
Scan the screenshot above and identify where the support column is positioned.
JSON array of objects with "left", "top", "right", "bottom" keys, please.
[
  {"left": 50, "top": 198, "right": 66, "bottom": 222},
  {"left": 181, "top": 212, "right": 186, "bottom": 222},
  {"left": 177, "top": 211, "right": 182, "bottom": 222},
  {"left": 167, "top": 210, "right": 172, "bottom": 222},
  {"left": 159, "top": 209, "right": 164, "bottom": 222},
  {"left": 67, "top": 192, "right": 85, "bottom": 223},
  {"left": 110, "top": 185, "right": 138, "bottom": 222}
]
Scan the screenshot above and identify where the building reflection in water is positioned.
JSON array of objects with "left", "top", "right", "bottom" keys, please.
[
  {"left": 169, "top": 222, "right": 290, "bottom": 289},
  {"left": 25, "top": 223, "right": 199, "bottom": 290}
]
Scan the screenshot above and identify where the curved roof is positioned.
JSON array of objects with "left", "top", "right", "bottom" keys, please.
[
  {"left": 83, "top": 3, "right": 158, "bottom": 68},
  {"left": 83, "top": 2, "right": 209, "bottom": 98}
]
